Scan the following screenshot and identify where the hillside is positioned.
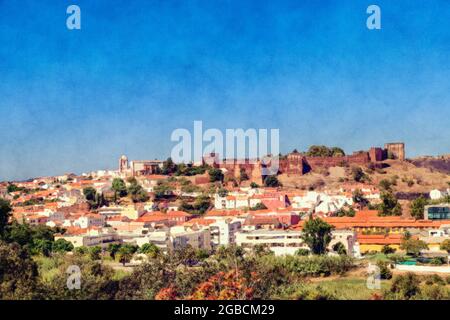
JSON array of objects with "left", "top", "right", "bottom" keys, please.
[
  {"left": 410, "top": 155, "right": 450, "bottom": 174},
  {"left": 278, "top": 159, "right": 450, "bottom": 193}
]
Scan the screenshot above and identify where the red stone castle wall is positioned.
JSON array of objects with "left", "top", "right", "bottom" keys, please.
[
  {"left": 305, "top": 152, "right": 370, "bottom": 168},
  {"left": 204, "top": 143, "right": 400, "bottom": 181}
]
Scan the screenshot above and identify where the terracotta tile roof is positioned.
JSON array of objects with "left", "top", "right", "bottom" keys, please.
[
  {"left": 164, "top": 210, "right": 191, "bottom": 217},
  {"left": 63, "top": 227, "right": 89, "bottom": 235},
  {"left": 25, "top": 214, "right": 47, "bottom": 220},
  {"left": 135, "top": 215, "right": 170, "bottom": 223},
  {"left": 114, "top": 223, "right": 143, "bottom": 231},
  {"left": 322, "top": 209, "right": 449, "bottom": 229},
  {"left": 44, "top": 202, "right": 59, "bottom": 208},
  {"left": 290, "top": 212, "right": 450, "bottom": 231},
  {"left": 248, "top": 209, "right": 272, "bottom": 214},
  {"left": 136, "top": 210, "right": 191, "bottom": 220},
  {"left": 244, "top": 216, "right": 280, "bottom": 226},
  {"left": 205, "top": 209, "right": 243, "bottom": 217},
  {"left": 261, "top": 199, "right": 286, "bottom": 210},
  {"left": 84, "top": 213, "right": 103, "bottom": 219},
  {"left": 356, "top": 234, "right": 403, "bottom": 245},
  {"left": 106, "top": 216, "right": 130, "bottom": 222},
  {"left": 184, "top": 218, "right": 216, "bottom": 226}
]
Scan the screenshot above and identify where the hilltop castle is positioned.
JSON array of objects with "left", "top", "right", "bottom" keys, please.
[
  {"left": 203, "top": 142, "right": 405, "bottom": 182},
  {"left": 118, "top": 142, "right": 405, "bottom": 182}
]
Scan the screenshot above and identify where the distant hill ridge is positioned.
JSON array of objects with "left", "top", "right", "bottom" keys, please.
[{"left": 410, "top": 155, "right": 450, "bottom": 174}]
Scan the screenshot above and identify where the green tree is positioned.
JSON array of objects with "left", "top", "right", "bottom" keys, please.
[
  {"left": 195, "top": 248, "right": 211, "bottom": 260},
  {"left": 378, "top": 191, "right": 402, "bottom": 216},
  {"left": 74, "top": 246, "right": 89, "bottom": 256},
  {"left": 331, "top": 147, "right": 345, "bottom": 157},
  {"left": 4, "top": 221, "right": 56, "bottom": 255},
  {"left": 30, "top": 238, "right": 52, "bottom": 257},
  {"left": 32, "top": 224, "right": 55, "bottom": 242},
  {"left": 162, "top": 157, "right": 176, "bottom": 174},
  {"left": 117, "top": 244, "right": 138, "bottom": 266},
  {"left": 332, "top": 242, "right": 347, "bottom": 255},
  {"left": 301, "top": 218, "right": 334, "bottom": 255},
  {"left": 82, "top": 187, "right": 97, "bottom": 202},
  {"left": 400, "top": 238, "right": 428, "bottom": 257},
  {"left": 251, "top": 244, "right": 273, "bottom": 257},
  {"left": 0, "top": 199, "right": 12, "bottom": 237},
  {"left": 379, "top": 179, "right": 393, "bottom": 191},
  {"left": 208, "top": 168, "right": 224, "bottom": 183},
  {"left": 335, "top": 206, "right": 355, "bottom": 217},
  {"left": 0, "top": 241, "right": 42, "bottom": 299},
  {"left": 381, "top": 245, "right": 396, "bottom": 255},
  {"left": 45, "top": 255, "right": 118, "bottom": 300},
  {"left": 112, "top": 178, "right": 127, "bottom": 200},
  {"left": 384, "top": 273, "right": 420, "bottom": 300},
  {"left": 115, "top": 258, "right": 171, "bottom": 299},
  {"left": 352, "top": 189, "right": 369, "bottom": 209},
  {"left": 153, "top": 182, "right": 173, "bottom": 200},
  {"left": 107, "top": 243, "right": 121, "bottom": 260},
  {"left": 239, "top": 168, "right": 249, "bottom": 182},
  {"left": 7, "top": 183, "right": 23, "bottom": 193},
  {"left": 5, "top": 220, "right": 33, "bottom": 246},
  {"left": 89, "top": 246, "right": 102, "bottom": 260},
  {"left": 83, "top": 187, "right": 103, "bottom": 209},
  {"left": 307, "top": 145, "right": 332, "bottom": 157},
  {"left": 410, "top": 196, "right": 428, "bottom": 220},
  {"left": 52, "top": 238, "right": 74, "bottom": 253},
  {"left": 376, "top": 260, "right": 393, "bottom": 280},
  {"left": 439, "top": 239, "right": 450, "bottom": 255},
  {"left": 94, "top": 192, "right": 107, "bottom": 208},
  {"left": 192, "top": 195, "right": 212, "bottom": 215},
  {"left": 127, "top": 180, "right": 149, "bottom": 203},
  {"left": 351, "top": 166, "right": 369, "bottom": 183},
  {"left": 217, "top": 188, "right": 228, "bottom": 197},
  {"left": 138, "top": 243, "right": 160, "bottom": 258},
  {"left": 264, "top": 175, "right": 281, "bottom": 187}
]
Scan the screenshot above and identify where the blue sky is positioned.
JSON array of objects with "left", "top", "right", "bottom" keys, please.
[{"left": 1, "top": 0, "right": 450, "bottom": 181}]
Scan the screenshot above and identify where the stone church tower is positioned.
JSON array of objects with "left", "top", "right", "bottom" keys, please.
[{"left": 119, "top": 155, "right": 129, "bottom": 173}]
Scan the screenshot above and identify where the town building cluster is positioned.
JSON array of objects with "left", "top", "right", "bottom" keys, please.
[{"left": 1, "top": 142, "right": 450, "bottom": 261}]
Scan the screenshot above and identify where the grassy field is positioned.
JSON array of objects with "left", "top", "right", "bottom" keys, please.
[
  {"left": 34, "top": 255, "right": 132, "bottom": 283},
  {"left": 34, "top": 255, "right": 62, "bottom": 283},
  {"left": 306, "top": 277, "right": 391, "bottom": 300}
]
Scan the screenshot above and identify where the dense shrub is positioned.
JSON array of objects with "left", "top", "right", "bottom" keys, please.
[
  {"left": 429, "top": 256, "right": 446, "bottom": 265},
  {"left": 384, "top": 273, "right": 421, "bottom": 300},
  {"left": 381, "top": 245, "right": 396, "bottom": 255},
  {"left": 376, "top": 261, "right": 393, "bottom": 280},
  {"left": 295, "top": 249, "right": 310, "bottom": 256},
  {"left": 265, "top": 255, "right": 354, "bottom": 277},
  {"left": 423, "top": 274, "right": 445, "bottom": 286}
]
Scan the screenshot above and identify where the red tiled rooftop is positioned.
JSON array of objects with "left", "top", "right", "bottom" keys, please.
[
  {"left": 184, "top": 218, "right": 216, "bottom": 226},
  {"left": 356, "top": 234, "right": 403, "bottom": 245},
  {"left": 205, "top": 209, "right": 243, "bottom": 217}
]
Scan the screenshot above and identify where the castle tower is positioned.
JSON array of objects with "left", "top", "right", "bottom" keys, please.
[
  {"left": 119, "top": 155, "right": 129, "bottom": 173},
  {"left": 286, "top": 152, "right": 305, "bottom": 175},
  {"left": 384, "top": 143, "right": 405, "bottom": 161},
  {"left": 202, "top": 153, "right": 220, "bottom": 168}
]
